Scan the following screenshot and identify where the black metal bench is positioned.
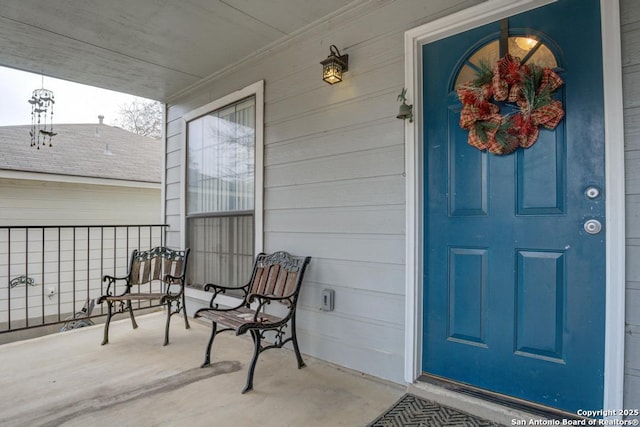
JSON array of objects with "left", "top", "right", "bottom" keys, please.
[
  {"left": 97, "top": 246, "right": 190, "bottom": 346},
  {"left": 194, "top": 251, "right": 311, "bottom": 393}
]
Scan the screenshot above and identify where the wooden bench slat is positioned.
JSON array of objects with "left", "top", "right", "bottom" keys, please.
[
  {"left": 142, "top": 259, "right": 152, "bottom": 283},
  {"left": 283, "top": 271, "right": 298, "bottom": 297},
  {"left": 152, "top": 257, "right": 162, "bottom": 281},
  {"left": 257, "top": 266, "right": 269, "bottom": 294},
  {"left": 265, "top": 264, "right": 280, "bottom": 295},
  {"left": 251, "top": 267, "right": 265, "bottom": 295},
  {"left": 273, "top": 268, "right": 287, "bottom": 297},
  {"left": 105, "top": 292, "right": 167, "bottom": 301},
  {"left": 173, "top": 259, "right": 183, "bottom": 278},
  {"left": 196, "top": 306, "right": 282, "bottom": 330},
  {"left": 130, "top": 260, "right": 142, "bottom": 285}
]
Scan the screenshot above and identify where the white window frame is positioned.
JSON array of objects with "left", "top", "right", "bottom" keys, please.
[{"left": 180, "top": 80, "right": 264, "bottom": 266}]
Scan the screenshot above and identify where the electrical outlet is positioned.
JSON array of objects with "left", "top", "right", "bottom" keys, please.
[{"left": 320, "top": 288, "right": 334, "bottom": 312}]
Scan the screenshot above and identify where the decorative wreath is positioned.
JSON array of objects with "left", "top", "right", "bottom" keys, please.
[{"left": 457, "top": 54, "right": 565, "bottom": 155}]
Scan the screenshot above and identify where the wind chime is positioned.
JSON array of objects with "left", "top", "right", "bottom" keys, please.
[{"left": 28, "top": 77, "right": 56, "bottom": 149}]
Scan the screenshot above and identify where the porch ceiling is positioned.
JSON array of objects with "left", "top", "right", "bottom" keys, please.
[{"left": 0, "top": 0, "right": 361, "bottom": 101}]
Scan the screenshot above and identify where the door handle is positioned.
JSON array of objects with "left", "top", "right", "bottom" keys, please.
[{"left": 584, "top": 219, "right": 602, "bottom": 235}]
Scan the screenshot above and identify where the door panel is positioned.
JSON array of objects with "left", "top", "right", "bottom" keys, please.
[
  {"left": 422, "top": 0, "right": 605, "bottom": 413},
  {"left": 449, "top": 108, "right": 488, "bottom": 216},
  {"left": 517, "top": 130, "right": 566, "bottom": 215},
  {"left": 515, "top": 250, "right": 564, "bottom": 361},
  {"left": 448, "top": 247, "right": 487, "bottom": 346}
]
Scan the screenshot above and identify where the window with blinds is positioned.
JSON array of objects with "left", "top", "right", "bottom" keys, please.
[{"left": 186, "top": 97, "right": 256, "bottom": 288}]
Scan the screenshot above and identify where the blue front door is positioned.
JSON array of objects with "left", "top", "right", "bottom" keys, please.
[{"left": 422, "top": 0, "right": 605, "bottom": 413}]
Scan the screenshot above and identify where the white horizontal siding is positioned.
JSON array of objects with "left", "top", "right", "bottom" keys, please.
[
  {"left": 0, "top": 179, "right": 161, "bottom": 226},
  {"left": 304, "top": 257, "right": 404, "bottom": 294},
  {"left": 623, "top": 0, "right": 640, "bottom": 409},
  {"left": 623, "top": 65, "right": 640, "bottom": 109},
  {"left": 265, "top": 206, "right": 404, "bottom": 235},
  {"left": 266, "top": 145, "right": 403, "bottom": 187},
  {"left": 265, "top": 232, "right": 404, "bottom": 265},
  {"left": 266, "top": 89, "right": 398, "bottom": 144},
  {"left": 265, "top": 59, "right": 403, "bottom": 126},
  {"left": 164, "top": 133, "right": 183, "bottom": 248},
  {"left": 298, "top": 280, "right": 405, "bottom": 326},
  {"left": 265, "top": 117, "right": 401, "bottom": 166},
  {"left": 266, "top": 176, "right": 405, "bottom": 209}
]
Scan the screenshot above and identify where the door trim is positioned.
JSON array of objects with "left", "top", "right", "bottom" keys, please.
[{"left": 403, "top": 0, "right": 625, "bottom": 413}]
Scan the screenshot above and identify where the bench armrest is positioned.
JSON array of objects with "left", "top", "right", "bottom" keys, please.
[
  {"left": 203, "top": 282, "right": 248, "bottom": 292},
  {"left": 163, "top": 273, "right": 183, "bottom": 283},
  {"left": 103, "top": 273, "right": 128, "bottom": 282},
  {"left": 247, "top": 293, "right": 292, "bottom": 304},
  {"left": 163, "top": 273, "right": 185, "bottom": 287},
  {"left": 202, "top": 282, "right": 249, "bottom": 309},
  {"left": 247, "top": 293, "right": 296, "bottom": 315},
  {"left": 98, "top": 274, "right": 130, "bottom": 302},
  {"left": 159, "top": 274, "right": 186, "bottom": 298}
]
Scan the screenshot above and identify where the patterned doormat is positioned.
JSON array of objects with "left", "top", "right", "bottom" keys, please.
[{"left": 367, "top": 394, "right": 505, "bottom": 427}]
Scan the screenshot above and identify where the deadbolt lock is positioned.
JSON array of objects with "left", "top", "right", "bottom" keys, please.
[{"left": 585, "top": 186, "right": 600, "bottom": 199}]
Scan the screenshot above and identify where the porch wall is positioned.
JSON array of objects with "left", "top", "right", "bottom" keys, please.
[
  {"left": 622, "top": 0, "right": 640, "bottom": 409},
  {"left": 165, "top": 0, "right": 483, "bottom": 384},
  {"left": 164, "top": 0, "right": 640, "bottom": 393}
]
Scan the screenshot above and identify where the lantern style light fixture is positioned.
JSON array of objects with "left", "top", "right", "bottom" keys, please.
[
  {"left": 321, "top": 45, "right": 349, "bottom": 85},
  {"left": 28, "top": 77, "right": 56, "bottom": 149}
]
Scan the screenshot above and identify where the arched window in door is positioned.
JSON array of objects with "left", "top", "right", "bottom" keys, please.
[{"left": 453, "top": 35, "right": 560, "bottom": 90}]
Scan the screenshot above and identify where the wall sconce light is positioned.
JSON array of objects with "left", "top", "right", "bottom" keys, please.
[
  {"left": 396, "top": 88, "right": 413, "bottom": 123},
  {"left": 321, "top": 45, "right": 349, "bottom": 85}
]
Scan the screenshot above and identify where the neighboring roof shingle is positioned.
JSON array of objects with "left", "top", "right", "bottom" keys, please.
[{"left": 0, "top": 124, "right": 161, "bottom": 183}]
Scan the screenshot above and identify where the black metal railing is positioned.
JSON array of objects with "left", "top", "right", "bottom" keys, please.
[{"left": 0, "top": 224, "right": 168, "bottom": 333}]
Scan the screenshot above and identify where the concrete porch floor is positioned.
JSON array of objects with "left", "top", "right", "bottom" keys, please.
[{"left": 0, "top": 312, "right": 404, "bottom": 427}]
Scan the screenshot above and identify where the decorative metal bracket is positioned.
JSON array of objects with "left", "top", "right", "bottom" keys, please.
[{"left": 9, "top": 275, "right": 36, "bottom": 288}]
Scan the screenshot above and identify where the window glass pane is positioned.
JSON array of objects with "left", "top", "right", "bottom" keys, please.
[
  {"left": 187, "top": 97, "right": 255, "bottom": 215},
  {"left": 454, "top": 38, "right": 558, "bottom": 89},
  {"left": 525, "top": 43, "right": 557, "bottom": 69},
  {"left": 456, "top": 64, "right": 480, "bottom": 89},
  {"left": 454, "top": 40, "right": 499, "bottom": 89},
  {"left": 187, "top": 215, "right": 254, "bottom": 288},
  {"left": 472, "top": 40, "right": 500, "bottom": 68}
]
